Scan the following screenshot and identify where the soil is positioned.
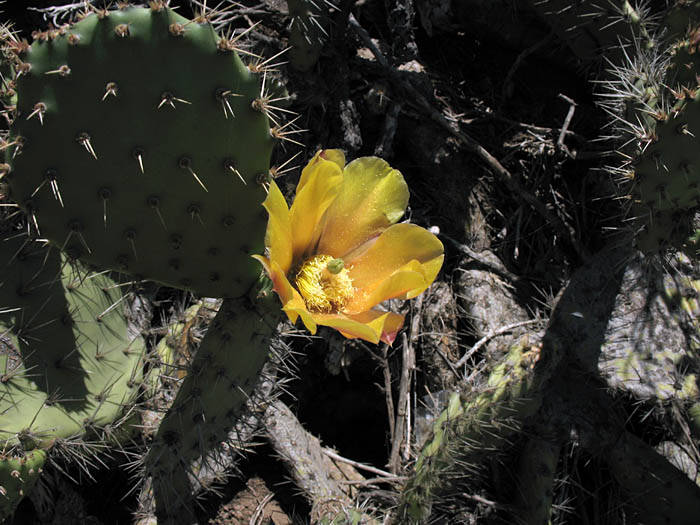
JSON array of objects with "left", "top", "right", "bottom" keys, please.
[{"left": 207, "top": 476, "right": 291, "bottom": 525}]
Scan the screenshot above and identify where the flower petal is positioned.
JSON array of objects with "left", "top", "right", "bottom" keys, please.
[
  {"left": 346, "top": 223, "right": 444, "bottom": 306},
  {"left": 253, "top": 255, "right": 317, "bottom": 333},
  {"left": 297, "top": 149, "right": 345, "bottom": 192},
  {"left": 260, "top": 181, "right": 292, "bottom": 274},
  {"left": 290, "top": 151, "right": 344, "bottom": 262},
  {"left": 345, "top": 260, "right": 433, "bottom": 313},
  {"left": 317, "top": 157, "right": 409, "bottom": 258},
  {"left": 312, "top": 309, "right": 405, "bottom": 345}
]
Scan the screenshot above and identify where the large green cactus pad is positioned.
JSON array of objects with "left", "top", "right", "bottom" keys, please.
[
  {"left": 5, "top": 5, "right": 273, "bottom": 298},
  {"left": 0, "top": 230, "right": 146, "bottom": 451}
]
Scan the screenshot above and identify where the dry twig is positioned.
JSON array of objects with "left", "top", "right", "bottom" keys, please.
[
  {"left": 347, "top": 14, "right": 588, "bottom": 262},
  {"left": 388, "top": 295, "right": 422, "bottom": 472}
]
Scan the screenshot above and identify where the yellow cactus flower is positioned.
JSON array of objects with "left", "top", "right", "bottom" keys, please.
[{"left": 253, "top": 150, "right": 444, "bottom": 345}]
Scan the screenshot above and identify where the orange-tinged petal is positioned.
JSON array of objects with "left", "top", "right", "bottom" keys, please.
[
  {"left": 290, "top": 152, "right": 344, "bottom": 262},
  {"left": 346, "top": 223, "right": 444, "bottom": 292},
  {"left": 317, "top": 157, "right": 409, "bottom": 258},
  {"left": 311, "top": 309, "right": 405, "bottom": 345},
  {"left": 261, "top": 181, "right": 292, "bottom": 274},
  {"left": 348, "top": 310, "right": 405, "bottom": 345}
]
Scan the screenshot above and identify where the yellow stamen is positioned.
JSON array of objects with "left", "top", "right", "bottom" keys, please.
[{"left": 294, "top": 254, "right": 354, "bottom": 313}]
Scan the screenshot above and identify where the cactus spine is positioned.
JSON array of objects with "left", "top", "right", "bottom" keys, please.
[
  {"left": 143, "top": 293, "right": 281, "bottom": 523},
  {"left": 3, "top": 4, "right": 274, "bottom": 298},
  {"left": 1, "top": 3, "right": 286, "bottom": 520},
  {"left": 0, "top": 450, "right": 46, "bottom": 519},
  {"left": 288, "top": 0, "right": 335, "bottom": 71}
]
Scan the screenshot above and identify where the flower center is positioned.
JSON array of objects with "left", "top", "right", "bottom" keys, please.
[{"left": 294, "top": 255, "right": 354, "bottom": 313}]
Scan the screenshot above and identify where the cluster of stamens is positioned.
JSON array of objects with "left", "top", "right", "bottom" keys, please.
[{"left": 294, "top": 255, "right": 354, "bottom": 313}]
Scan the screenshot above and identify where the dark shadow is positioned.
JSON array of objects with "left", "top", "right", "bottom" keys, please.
[{"left": 1, "top": 233, "right": 91, "bottom": 420}]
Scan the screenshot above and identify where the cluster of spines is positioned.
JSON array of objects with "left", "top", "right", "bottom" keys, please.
[
  {"left": 596, "top": 2, "right": 700, "bottom": 252},
  {"left": 397, "top": 341, "right": 546, "bottom": 522},
  {"left": 0, "top": 3, "right": 302, "bottom": 298},
  {"left": 141, "top": 293, "right": 283, "bottom": 522},
  {"left": 0, "top": 2, "right": 302, "bottom": 520},
  {"left": 287, "top": 0, "right": 337, "bottom": 71}
]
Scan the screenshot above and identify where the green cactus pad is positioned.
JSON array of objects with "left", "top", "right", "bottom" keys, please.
[
  {"left": 144, "top": 292, "right": 281, "bottom": 522},
  {"left": 400, "top": 341, "right": 545, "bottom": 522},
  {"left": 0, "top": 449, "right": 46, "bottom": 521},
  {"left": 288, "top": 0, "right": 332, "bottom": 71},
  {"left": 631, "top": 91, "right": 700, "bottom": 211},
  {"left": 0, "top": 229, "right": 146, "bottom": 451},
  {"left": 5, "top": 5, "right": 274, "bottom": 298}
]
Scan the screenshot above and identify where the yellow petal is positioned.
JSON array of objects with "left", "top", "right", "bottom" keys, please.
[
  {"left": 350, "top": 310, "right": 405, "bottom": 345},
  {"left": 253, "top": 256, "right": 317, "bottom": 332},
  {"left": 346, "top": 223, "right": 444, "bottom": 294},
  {"left": 261, "top": 181, "right": 292, "bottom": 274},
  {"left": 297, "top": 150, "right": 346, "bottom": 192},
  {"left": 283, "top": 296, "right": 318, "bottom": 335},
  {"left": 317, "top": 157, "right": 409, "bottom": 258},
  {"left": 320, "top": 149, "right": 346, "bottom": 170},
  {"left": 312, "top": 309, "right": 405, "bottom": 345},
  {"left": 290, "top": 152, "right": 344, "bottom": 262},
  {"left": 345, "top": 260, "right": 431, "bottom": 313}
]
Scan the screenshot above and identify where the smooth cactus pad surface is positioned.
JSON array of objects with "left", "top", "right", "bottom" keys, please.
[{"left": 5, "top": 5, "right": 274, "bottom": 298}]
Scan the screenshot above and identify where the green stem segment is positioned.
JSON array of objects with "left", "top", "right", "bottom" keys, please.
[{"left": 144, "top": 293, "right": 281, "bottom": 524}]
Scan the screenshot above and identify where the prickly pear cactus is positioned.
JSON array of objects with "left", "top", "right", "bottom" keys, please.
[
  {"left": 631, "top": 92, "right": 700, "bottom": 211},
  {"left": 142, "top": 292, "right": 281, "bottom": 523},
  {"left": 0, "top": 227, "right": 147, "bottom": 451},
  {"left": 0, "top": 450, "right": 46, "bottom": 520},
  {"left": 398, "top": 340, "right": 546, "bottom": 522},
  {"left": 288, "top": 0, "right": 334, "bottom": 71},
  {"left": 598, "top": 1, "right": 700, "bottom": 252},
  {"left": 3, "top": 3, "right": 274, "bottom": 298},
  {"left": 526, "top": 0, "right": 656, "bottom": 64}
]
